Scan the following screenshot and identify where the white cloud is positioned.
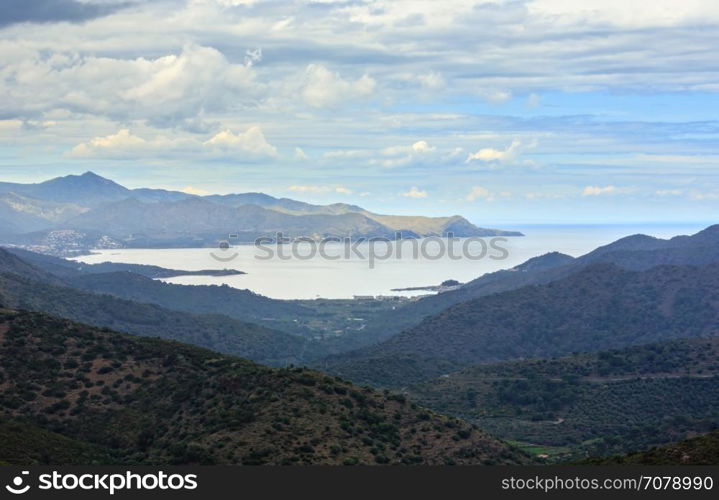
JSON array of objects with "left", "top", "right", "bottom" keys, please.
[
  {"left": 417, "top": 72, "right": 445, "bottom": 90},
  {"left": 1, "top": 44, "right": 257, "bottom": 126},
  {"left": 479, "top": 89, "right": 512, "bottom": 104},
  {"left": 411, "top": 140, "right": 435, "bottom": 153},
  {"left": 401, "top": 186, "right": 428, "bottom": 198},
  {"left": 301, "top": 64, "right": 376, "bottom": 108},
  {"left": 465, "top": 186, "right": 494, "bottom": 202},
  {"left": 69, "top": 126, "right": 277, "bottom": 158},
  {"left": 288, "top": 185, "right": 352, "bottom": 195},
  {"left": 582, "top": 185, "right": 617, "bottom": 196},
  {"left": 467, "top": 138, "right": 535, "bottom": 164},
  {"left": 244, "top": 48, "right": 262, "bottom": 68},
  {"left": 655, "top": 189, "right": 684, "bottom": 196},
  {"left": 181, "top": 186, "right": 210, "bottom": 195},
  {"left": 527, "top": 93, "right": 541, "bottom": 108},
  {"left": 382, "top": 140, "right": 435, "bottom": 156},
  {"left": 323, "top": 149, "right": 370, "bottom": 159},
  {"left": 70, "top": 129, "right": 147, "bottom": 157},
  {"left": 371, "top": 156, "right": 413, "bottom": 168},
  {"left": 294, "top": 147, "right": 309, "bottom": 160},
  {"left": 203, "top": 126, "right": 278, "bottom": 157}
]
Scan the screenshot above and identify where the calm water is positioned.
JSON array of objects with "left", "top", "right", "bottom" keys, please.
[{"left": 72, "top": 224, "right": 707, "bottom": 300}]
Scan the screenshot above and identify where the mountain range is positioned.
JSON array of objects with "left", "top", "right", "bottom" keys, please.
[
  {"left": 321, "top": 261, "right": 719, "bottom": 387},
  {"left": 0, "top": 172, "right": 521, "bottom": 253},
  {"left": 325, "top": 224, "right": 719, "bottom": 355},
  {"left": 1, "top": 220, "right": 719, "bottom": 464}
]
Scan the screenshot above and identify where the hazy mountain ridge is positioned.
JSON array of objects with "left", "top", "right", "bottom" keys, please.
[
  {"left": 0, "top": 172, "right": 520, "bottom": 251},
  {"left": 329, "top": 225, "right": 719, "bottom": 353},
  {"left": 0, "top": 309, "right": 526, "bottom": 465}
]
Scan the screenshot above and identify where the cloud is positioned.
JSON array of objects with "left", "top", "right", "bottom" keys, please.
[
  {"left": 301, "top": 64, "right": 376, "bottom": 108},
  {"left": 244, "top": 48, "right": 262, "bottom": 67},
  {"left": 467, "top": 138, "right": 535, "bottom": 164},
  {"left": 294, "top": 147, "right": 309, "bottom": 160},
  {"left": 465, "top": 186, "right": 494, "bottom": 202},
  {"left": 203, "top": 127, "right": 278, "bottom": 157},
  {"left": 382, "top": 140, "right": 435, "bottom": 156},
  {"left": 369, "top": 140, "right": 438, "bottom": 167},
  {"left": 401, "top": 186, "right": 428, "bottom": 198},
  {"left": 655, "top": 189, "right": 683, "bottom": 196},
  {"left": 0, "top": 0, "right": 128, "bottom": 28},
  {"left": 323, "top": 149, "right": 371, "bottom": 159},
  {"left": 417, "top": 72, "right": 445, "bottom": 90},
  {"left": 527, "top": 93, "right": 541, "bottom": 108},
  {"left": 69, "top": 126, "right": 278, "bottom": 158},
  {"left": 411, "top": 140, "right": 435, "bottom": 154},
  {"left": 69, "top": 129, "right": 146, "bottom": 157},
  {"left": 288, "top": 185, "right": 353, "bottom": 195},
  {"left": 181, "top": 186, "right": 209, "bottom": 195},
  {"left": 371, "top": 156, "right": 412, "bottom": 168},
  {"left": 2, "top": 44, "right": 257, "bottom": 126},
  {"left": 479, "top": 90, "right": 512, "bottom": 104},
  {"left": 582, "top": 185, "right": 617, "bottom": 196}
]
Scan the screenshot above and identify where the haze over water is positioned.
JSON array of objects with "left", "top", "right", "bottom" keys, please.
[{"left": 73, "top": 224, "right": 706, "bottom": 300}]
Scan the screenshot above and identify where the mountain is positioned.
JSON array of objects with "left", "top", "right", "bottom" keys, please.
[
  {"left": 0, "top": 309, "right": 526, "bottom": 465},
  {"left": 63, "top": 197, "right": 400, "bottom": 245},
  {"left": 0, "top": 248, "right": 65, "bottom": 284},
  {"left": 408, "top": 337, "right": 719, "bottom": 461},
  {"left": 321, "top": 262, "right": 719, "bottom": 387},
  {"left": 1, "top": 247, "right": 316, "bottom": 337},
  {"left": 4, "top": 247, "right": 243, "bottom": 279},
  {"left": 0, "top": 418, "right": 113, "bottom": 465},
  {"left": 330, "top": 225, "right": 719, "bottom": 354},
  {"left": 0, "top": 172, "right": 520, "bottom": 251},
  {"left": 208, "top": 193, "right": 520, "bottom": 237},
  {"left": 66, "top": 272, "right": 317, "bottom": 333},
  {"left": 0, "top": 271, "right": 305, "bottom": 366},
  {"left": 0, "top": 247, "right": 307, "bottom": 365},
  {"left": 583, "top": 431, "right": 719, "bottom": 465},
  {"left": 0, "top": 172, "right": 131, "bottom": 207}
]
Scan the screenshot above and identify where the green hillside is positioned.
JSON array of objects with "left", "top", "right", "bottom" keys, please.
[
  {"left": 584, "top": 431, "right": 719, "bottom": 465},
  {"left": 0, "top": 309, "right": 525, "bottom": 466},
  {"left": 408, "top": 337, "right": 719, "bottom": 461},
  {"left": 322, "top": 263, "right": 719, "bottom": 387}
]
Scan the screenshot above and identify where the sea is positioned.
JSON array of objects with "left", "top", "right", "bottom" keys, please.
[{"left": 71, "top": 224, "right": 708, "bottom": 300}]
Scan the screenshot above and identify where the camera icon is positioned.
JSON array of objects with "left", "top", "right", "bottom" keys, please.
[{"left": 5, "top": 471, "right": 30, "bottom": 494}]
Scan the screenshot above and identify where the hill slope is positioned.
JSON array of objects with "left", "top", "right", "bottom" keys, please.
[
  {"left": 322, "top": 263, "right": 719, "bottom": 386},
  {"left": 408, "top": 337, "right": 719, "bottom": 461},
  {"left": 333, "top": 225, "right": 719, "bottom": 353},
  {"left": 0, "top": 309, "right": 525, "bottom": 465},
  {"left": 584, "top": 431, "right": 719, "bottom": 465},
  {"left": 0, "top": 272, "right": 305, "bottom": 366}
]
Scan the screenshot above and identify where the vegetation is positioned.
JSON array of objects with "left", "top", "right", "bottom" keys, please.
[
  {"left": 0, "top": 309, "right": 526, "bottom": 465},
  {"left": 0, "top": 268, "right": 306, "bottom": 366},
  {"left": 322, "top": 262, "right": 719, "bottom": 386},
  {"left": 407, "top": 337, "right": 719, "bottom": 462},
  {"left": 583, "top": 431, "right": 719, "bottom": 465}
]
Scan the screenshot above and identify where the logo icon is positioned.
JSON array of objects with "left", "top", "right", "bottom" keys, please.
[
  {"left": 210, "top": 234, "right": 239, "bottom": 262},
  {"left": 6, "top": 471, "right": 30, "bottom": 495}
]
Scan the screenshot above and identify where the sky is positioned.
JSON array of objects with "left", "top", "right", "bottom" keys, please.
[{"left": 0, "top": 0, "right": 718, "bottom": 225}]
